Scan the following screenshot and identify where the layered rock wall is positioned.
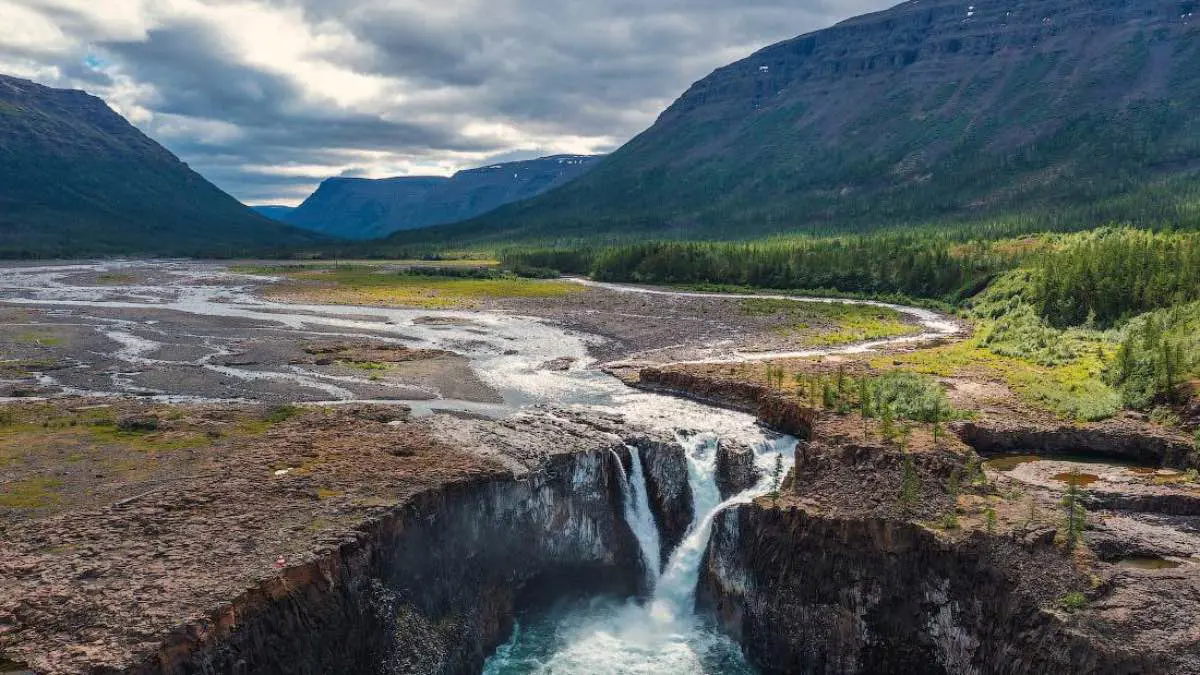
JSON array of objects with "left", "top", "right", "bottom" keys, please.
[{"left": 128, "top": 443, "right": 667, "bottom": 674}]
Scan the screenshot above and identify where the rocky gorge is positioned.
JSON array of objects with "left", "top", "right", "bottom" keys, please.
[{"left": 3, "top": 262, "right": 1199, "bottom": 674}]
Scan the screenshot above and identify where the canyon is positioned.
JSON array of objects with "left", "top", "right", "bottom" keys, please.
[{"left": 1, "top": 262, "right": 1198, "bottom": 674}]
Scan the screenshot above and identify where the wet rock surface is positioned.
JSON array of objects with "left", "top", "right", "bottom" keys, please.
[
  {"left": 628, "top": 434, "right": 694, "bottom": 566},
  {"left": 631, "top": 367, "right": 817, "bottom": 439},
  {"left": 715, "top": 440, "right": 762, "bottom": 500}
]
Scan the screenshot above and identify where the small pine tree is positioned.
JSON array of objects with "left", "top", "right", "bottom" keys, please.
[
  {"left": 931, "top": 398, "right": 944, "bottom": 444},
  {"left": 963, "top": 454, "right": 983, "bottom": 486},
  {"left": 985, "top": 505, "right": 998, "bottom": 533},
  {"left": 859, "top": 378, "right": 873, "bottom": 418},
  {"left": 947, "top": 467, "right": 961, "bottom": 501},
  {"left": 769, "top": 454, "right": 784, "bottom": 499},
  {"left": 943, "top": 467, "right": 962, "bottom": 528},
  {"left": 822, "top": 381, "right": 837, "bottom": 408},
  {"left": 881, "top": 405, "right": 896, "bottom": 442},
  {"left": 898, "top": 451, "right": 921, "bottom": 515},
  {"left": 1063, "top": 469, "right": 1088, "bottom": 551}
]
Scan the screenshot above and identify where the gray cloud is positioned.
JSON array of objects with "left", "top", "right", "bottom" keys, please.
[{"left": 0, "top": 0, "right": 895, "bottom": 204}]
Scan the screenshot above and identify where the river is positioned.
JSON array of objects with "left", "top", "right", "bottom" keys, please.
[{"left": 0, "top": 261, "right": 960, "bottom": 674}]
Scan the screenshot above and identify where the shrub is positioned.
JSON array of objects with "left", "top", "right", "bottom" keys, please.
[
  {"left": 264, "top": 405, "right": 302, "bottom": 424},
  {"left": 868, "top": 372, "right": 954, "bottom": 422},
  {"left": 1058, "top": 592, "right": 1088, "bottom": 612},
  {"left": 116, "top": 415, "right": 160, "bottom": 433}
]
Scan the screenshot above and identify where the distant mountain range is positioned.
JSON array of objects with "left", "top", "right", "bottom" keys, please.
[
  {"left": 266, "top": 155, "right": 603, "bottom": 240},
  {"left": 251, "top": 205, "right": 296, "bottom": 221},
  {"left": 395, "top": 0, "right": 1200, "bottom": 245},
  {"left": 0, "top": 75, "right": 321, "bottom": 258}
]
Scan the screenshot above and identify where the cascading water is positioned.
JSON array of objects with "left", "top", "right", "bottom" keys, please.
[
  {"left": 483, "top": 430, "right": 795, "bottom": 674},
  {"left": 622, "top": 446, "right": 663, "bottom": 589}
]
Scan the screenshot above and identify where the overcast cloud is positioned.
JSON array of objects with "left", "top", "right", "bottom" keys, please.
[{"left": 0, "top": 0, "right": 893, "bottom": 204}]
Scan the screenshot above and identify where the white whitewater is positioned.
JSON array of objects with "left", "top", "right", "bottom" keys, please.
[
  {"left": 623, "top": 445, "right": 662, "bottom": 589},
  {"left": 483, "top": 431, "right": 795, "bottom": 675}
]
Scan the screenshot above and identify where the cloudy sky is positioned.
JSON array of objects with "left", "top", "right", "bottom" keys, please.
[{"left": 0, "top": 0, "right": 892, "bottom": 205}]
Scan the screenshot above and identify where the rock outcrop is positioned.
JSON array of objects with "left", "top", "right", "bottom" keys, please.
[
  {"left": 697, "top": 418, "right": 1200, "bottom": 674},
  {"left": 629, "top": 434, "right": 694, "bottom": 566},
  {"left": 698, "top": 506, "right": 1171, "bottom": 674},
  {"left": 0, "top": 407, "right": 685, "bottom": 675},
  {"left": 715, "top": 440, "right": 762, "bottom": 500},
  {"left": 952, "top": 417, "right": 1199, "bottom": 470},
  {"left": 635, "top": 368, "right": 816, "bottom": 439}
]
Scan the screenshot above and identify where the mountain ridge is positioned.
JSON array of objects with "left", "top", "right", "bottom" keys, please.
[
  {"left": 389, "top": 0, "right": 1200, "bottom": 245},
  {"left": 282, "top": 154, "right": 602, "bottom": 240},
  {"left": 0, "top": 74, "right": 322, "bottom": 257}
]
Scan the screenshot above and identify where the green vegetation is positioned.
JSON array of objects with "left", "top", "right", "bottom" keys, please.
[
  {"left": 1062, "top": 470, "right": 1088, "bottom": 551},
  {"left": 985, "top": 505, "right": 998, "bottom": 533},
  {"left": 503, "top": 235, "right": 1010, "bottom": 302},
  {"left": 1106, "top": 302, "right": 1199, "bottom": 409},
  {"left": 0, "top": 476, "right": 63, "bottom": 509},
  {"left": 259, "top": 265, "right": 582, "bottom": 309},
  {"left": 785, "top": 368, "right": 961, "bottom": 427},
  {"left": 1058, "top": 592, "right": 1089, "bottom": 612},
  {"left": 943, "top": 467, "right": 962, "bottom": 530},
  {"left": 740, "top": 298, "right": 920, "bottom": 347},
  {"left": 264, "top": 405, "right": 302, "bottom": 424},
  {"left": 509, "top": 227, "right": 1200, "bottom": 425},
  {"left": 1030, "top": 229, "right": 1200, "bottom": 328}
]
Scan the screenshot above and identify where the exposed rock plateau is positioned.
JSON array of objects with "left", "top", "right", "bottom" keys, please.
[
  {"left": 699, "top": 432, "right": 1200, "bottom": 673},
  {"left": 0, "top": 402, "right": 692, "bottom": 675}
]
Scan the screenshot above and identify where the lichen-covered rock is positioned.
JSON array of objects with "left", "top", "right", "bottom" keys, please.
[{"left": 716, "top": 440, "right": 762, "bottom": 500}]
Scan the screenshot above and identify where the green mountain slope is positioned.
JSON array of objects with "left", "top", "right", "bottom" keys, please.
[
  {"left": 395, "top": 0, "right": 1200, "bottom": 245},
  {"left": 0, "top": 75, "right": 324, "bottom": 257}
]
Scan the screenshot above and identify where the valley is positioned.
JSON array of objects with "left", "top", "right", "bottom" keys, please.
[
  {"left": 1, "top": 262, "right": 1197, "bottom": 674},
  {"left": 3, "top": 0, "right": 1200, "bottom": 672}
]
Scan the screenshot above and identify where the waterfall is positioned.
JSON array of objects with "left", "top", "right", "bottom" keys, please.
[
  {"left": 485, "top": 429, "right": 795, "bottom": 674},
  {"left": 612, "top": 447, "right": 663, "bottom": 589},
  {"left": 649, "top": 432, "right": 791, "bottom": 623},
  {"left": 625, "top": 445, "right": 662, "bottom": 588}
]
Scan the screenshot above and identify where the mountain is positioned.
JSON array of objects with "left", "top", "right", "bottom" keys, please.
[
  {"left": 395, "top": 0, "right": 1200, "bottom": 245},
  {"left": 252, "top": 205, "right": 296, "bottom": 221},
  {"left": 283, "top": 155, "right": 602, "bottom": 240},
  {"left": 283, "top": 176, "right": 450, "bottom": 240},
  {"left": 0, "top": 75, "right": 324, "bottom": 257}
]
